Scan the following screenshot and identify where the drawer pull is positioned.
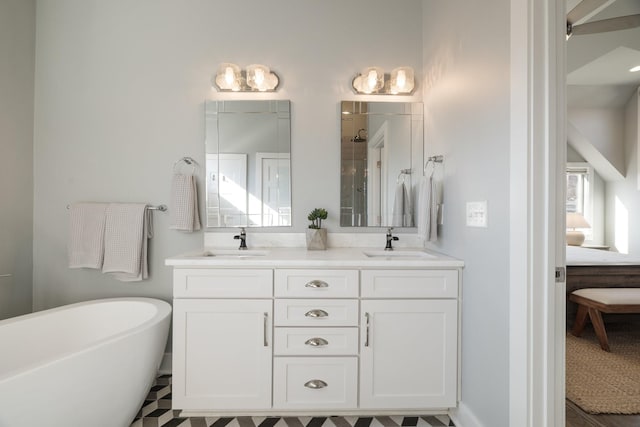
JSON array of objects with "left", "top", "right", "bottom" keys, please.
[
  {"left": 305, "top": 280, "right": 329, "bottom": 288},
  {"left": 305, "top": 337, "right": 329, "bottom": 347},
  {"left": 305, "top": 309, "right": 329, "bottom": 318},
  {"left": 304, "top": 379, "right": 328, "bottom": 389}
]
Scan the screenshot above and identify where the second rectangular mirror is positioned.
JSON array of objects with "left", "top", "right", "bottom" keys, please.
[
  {"left": 340, "top": 101, "right": 423, "bottom": 227},
  {"left": 205, "top": 100, "right": 291, "bottom": 228}
]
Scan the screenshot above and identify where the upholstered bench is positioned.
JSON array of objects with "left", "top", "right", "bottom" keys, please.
[{"left": 570, "top": 288, "right": 640, "bottom": 351}]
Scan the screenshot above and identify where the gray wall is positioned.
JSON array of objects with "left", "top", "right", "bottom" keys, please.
[
  {"left": 29, "top": 1, "right": 516, "bottom": 423},
  {"left": 0, "top": 0, "right": 35, "bottom": 319},
  {"left": 422, "top": 1, "right": 510, "bottom": 426},
  {"left": 32, "top": 0, "right": 422, "bottom": 307}
]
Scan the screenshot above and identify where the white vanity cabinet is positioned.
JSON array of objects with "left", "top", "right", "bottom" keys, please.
[
  {"left": 273, "top": 269, "right": 359, "bottom": 409},
  {"left": 360, "top": 270, "right": 459, "bottom": 409},
  {"left": 167, "top": 249, "right": 462, "bottom": 416},
  {"left": 172, "top": 269, "right": 273, "bottom": 411}
]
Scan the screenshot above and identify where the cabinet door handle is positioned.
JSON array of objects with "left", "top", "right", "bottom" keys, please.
[
  {"left": 305, "top": 337, "right": 329, "bottom": 347},
  {"left": 304, "top": 379, "right": 328, "bottom": 389},
  {"left": 305, "top": 280, "right": 329, "bottom": 288},
  {"left": 305, "top": 309, "right": 329, "bottom": 318},
  {"left": 263, "top": 312, "right": 269, "bottom": 347},
  {"left": 364, "top": 312, "right": 371, "bottom": 347}
]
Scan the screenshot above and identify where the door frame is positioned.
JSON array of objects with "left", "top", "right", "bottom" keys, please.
[{"left": 509, "top": 0, "right": 566, "bottom": 426}]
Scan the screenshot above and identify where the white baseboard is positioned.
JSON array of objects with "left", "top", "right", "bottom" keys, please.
[
  {"left": 449, "top": 402, "right": 484, "bottom": 427},
  {"left": 159, "top": 352, "right": 172, "bottom": 375}
]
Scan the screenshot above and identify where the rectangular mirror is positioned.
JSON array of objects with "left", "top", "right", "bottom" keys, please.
[
  {"left": 340, "top": 101, "right": 423, "bottom": 227},
  {"left": 205, "top": 100, "right": 291, "bottom": 228}
]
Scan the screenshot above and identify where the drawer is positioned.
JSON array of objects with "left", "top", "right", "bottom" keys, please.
[
  {"left": 274, "top": 327, "right": 358, "bottom": 356},
  {"left": 173, "top": 269, "right": 272, "bottom": 298},
  {"left": 361, "top": 269, "right": 458, "bottom": 298},
  {"left": 274, "top": 299, "right": 359, "bottom": 326},
  {"left": 275, "top": 269, "right": 358, "bottom": 298},
  {"left": 273, "top": 357, "right": 357, "bottom": 409}
]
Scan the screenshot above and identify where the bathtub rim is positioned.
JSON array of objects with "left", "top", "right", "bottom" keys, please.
[{"left": 0, "top": 297, "right": 171, "bottom": 383}]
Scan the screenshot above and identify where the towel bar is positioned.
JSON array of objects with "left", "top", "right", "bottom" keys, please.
[
  {"left": 173, "top": 157, "right": 197, "bottom": 174},
  {"left": 66, "top": 204, "right": 167, "bottom": 211}
]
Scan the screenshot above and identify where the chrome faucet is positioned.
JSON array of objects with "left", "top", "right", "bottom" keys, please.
[
  {"left": 385, "top": 227, "right": 399, "bottom": 251},
  {"left": 234, "top": 227, "right": 248, "bottom": 250}
]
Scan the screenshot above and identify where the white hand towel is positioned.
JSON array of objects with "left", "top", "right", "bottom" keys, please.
[
  {"left": 169, "top": 174, "right": 201, "bottom": 232},
  {"left": 68, "top": 203, "right": 108, "bottom": 269},
  {"left": 391, "top": 182, "right": 406, "bottom": 227},
  {"left": 392, "top": 182, "right": 413, "bottom": 227},
  {"left": 102, "top": 203, "right": 151, "bottom": 282},
  {"left": 418, "top": 176, "right": 438, "bottom": 242},
  {"left": 403, "top": 183, "right": 413, "bottom": 227}
]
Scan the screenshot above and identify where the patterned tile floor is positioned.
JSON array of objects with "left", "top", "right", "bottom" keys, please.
[{"left": 131, "top": 376, "right": 455, "bottom": 427}]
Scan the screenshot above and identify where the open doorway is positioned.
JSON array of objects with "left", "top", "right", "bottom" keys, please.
[{"left": 564, "top": 1, "right": 640, "bottom": 425}]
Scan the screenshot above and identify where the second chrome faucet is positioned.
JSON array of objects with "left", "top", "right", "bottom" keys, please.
[
  {"left": 234, "top": 227, "right": 248, "bottom": 250},
  {"left": 385, "top": 227, "right": 399, "bottom": 250}
]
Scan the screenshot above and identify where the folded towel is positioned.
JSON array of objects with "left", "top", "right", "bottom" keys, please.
[
  {"left": 417, "top": 176, "right": 438, "bottom": 242},
  {"left": 403, "top": 182, "right": 413, "bottom": 227},
  {"left": 102, "top": 203, "right": 152, "bottom": 282},
  {"left": 68, "top": 203, "right": 108, "bottom": 269},
  {"left": 391, "top": 182, "right": 413, "bottom": 227},
  {"left": 391, "top": 183, "right": 404, "bottom": 227},
  {"left": 169, "top": 174, "right": 201, "bottom": 232}
]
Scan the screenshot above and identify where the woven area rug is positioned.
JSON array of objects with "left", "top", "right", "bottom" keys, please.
[{"left": 566, "top": 324, "right": 640, "bottom": 414}]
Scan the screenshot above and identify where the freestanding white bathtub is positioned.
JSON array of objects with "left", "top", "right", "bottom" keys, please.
[{"left": 0, "top": 297, "right": 171, "bottom": 427}]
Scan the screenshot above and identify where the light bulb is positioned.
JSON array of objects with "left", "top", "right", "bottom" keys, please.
[
  {"left": 255, "top": 68, "right": 265, "bottom": 86},
  {"left": 390, "top": 67, "right": 415, "bottom": 94},
  {"left": 224, "top": 67, "right": 235, "bottom": 85},
  {"left": 396, "top": 70, "right": 406, "bottom": 89},
  {"left": 367, "top": 69, "right": 378, "bottom": 90}
]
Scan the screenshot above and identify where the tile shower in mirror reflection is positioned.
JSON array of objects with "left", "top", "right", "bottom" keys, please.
[{"left": 340, "top": 101, "right": 423, "bottom": 227}]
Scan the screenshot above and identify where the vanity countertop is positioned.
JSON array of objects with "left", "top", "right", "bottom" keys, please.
[{"left": 165, "top": 247, "right": 463, "bottom": 268}]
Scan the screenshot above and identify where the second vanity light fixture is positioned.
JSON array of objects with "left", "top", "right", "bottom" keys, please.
[
  {"left": 213, "top": 63, "right": 280, "bottom": 92},
  {"left": 352, "top": 66, "right": 415, "bottom": 95}
]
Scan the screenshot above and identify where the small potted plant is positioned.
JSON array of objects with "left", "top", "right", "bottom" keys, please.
[{"left": 306, "top": 208, "right": 328, "bottom": 250}]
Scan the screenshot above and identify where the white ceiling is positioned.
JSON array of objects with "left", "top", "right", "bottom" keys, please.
[{"left": 567, "top": 0, "right": 640, "bottom": 107}]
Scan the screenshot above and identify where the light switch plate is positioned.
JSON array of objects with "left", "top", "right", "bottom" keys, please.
[{"left": 466, "top": 201, "right": 488, "bottom": 227}]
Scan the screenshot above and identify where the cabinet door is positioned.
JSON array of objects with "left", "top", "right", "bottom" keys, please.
[
  {"left": 172, "top": 299, "right": 272, "bottom": 410},
  {"left": 360, "top": 300, "right": 457, "bottom": 409}
]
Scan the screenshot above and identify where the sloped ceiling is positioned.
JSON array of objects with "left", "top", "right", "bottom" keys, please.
[
  {"left": 567, "top": 0, "right": 640, "bottom": 108},
  {"left": 566, "top": 0, "right": 640, "bottom": 180}
]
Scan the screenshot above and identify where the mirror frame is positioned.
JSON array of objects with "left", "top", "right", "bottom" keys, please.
[
  {"left": 205, "top": 100, "right": 292, "bottom": 228},
  {"left": 340, "top": 100, "right": 423, "bottom": 228}
]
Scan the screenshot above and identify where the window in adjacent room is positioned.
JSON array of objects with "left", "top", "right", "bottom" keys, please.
[{"left": 566, "top": 162, "right": 594, "bottom": 241}]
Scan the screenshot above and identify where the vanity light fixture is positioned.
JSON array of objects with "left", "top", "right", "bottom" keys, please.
[
  {"left": 352, "top": 66, "right": 415, "bottom": 95},
  {"left": 630, "top": 65, "right": 640, "bottom": 73},
  {"left": 212, "top": 63, "right": 279, "bottom": 92}
]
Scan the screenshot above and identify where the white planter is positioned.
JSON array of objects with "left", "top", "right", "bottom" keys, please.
[{"left": 306, "top": 229, "right": 328, "bottom": 250}]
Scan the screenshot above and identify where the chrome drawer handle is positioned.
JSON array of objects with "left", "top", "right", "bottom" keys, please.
[
  {"left": 305, "top": 280, "right": 329, "bottom": 288},
  {"left": 364, "top": 312, "right": 371, "bottom": 347},
  {"left": 305, "top": 309, "right": 329, "bottom": 318},
  {"left": 304, "top": 379, "right": 328, "bottom": 389},
  {"left": 263, "top": 312, "right": 269, "bottom": 347},
  {"left": 305, "top": 337, "right": 329, "bottom": 347}
]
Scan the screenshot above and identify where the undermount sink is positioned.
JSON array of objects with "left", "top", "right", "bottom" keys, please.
[
  {"left": 199, "top": 250, "right": 269, "bottom": 258},
  {"left": 362, "top": 250, "right": 436, "bottom": 259}
]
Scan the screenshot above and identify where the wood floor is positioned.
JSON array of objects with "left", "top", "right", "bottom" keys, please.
[{"left": 566, "top": 399, "right": 640, "bottom": 427}]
